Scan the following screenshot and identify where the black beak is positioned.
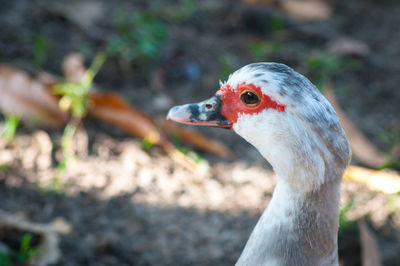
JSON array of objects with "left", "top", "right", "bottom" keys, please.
[{"left": 167, "top": 95, "right": 232, "bottom": 128}]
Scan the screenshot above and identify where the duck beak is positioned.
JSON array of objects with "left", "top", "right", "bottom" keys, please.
[{"left": 167, "top": 95, "right": 232, "bottom": 128}]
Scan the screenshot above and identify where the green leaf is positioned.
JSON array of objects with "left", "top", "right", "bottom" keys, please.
[
  {"left": 0, "top": 114, "right": 20, "bottom": 142},
  {"left": 107, "top": 10, "right": 168, "bottom": 64},
  {"left": 33, "top": 33, "right": 47, "bottom": 67}
]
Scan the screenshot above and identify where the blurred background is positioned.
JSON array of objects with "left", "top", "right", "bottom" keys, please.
[{"left": 1, "top": 0, "right": 400, "bottom": 265}]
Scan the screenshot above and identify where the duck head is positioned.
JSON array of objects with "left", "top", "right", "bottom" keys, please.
[{"left": 168, "top": 63, "right": 350, "bottom": 192}]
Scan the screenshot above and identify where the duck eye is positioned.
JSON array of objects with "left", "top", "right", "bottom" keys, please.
[{"left": 240, "top": 90, "right": 260, "bottom": 106}]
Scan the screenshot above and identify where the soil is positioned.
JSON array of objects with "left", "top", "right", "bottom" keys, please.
[{"left": 1, "top": 0, "right": 400, "bottom": 265}]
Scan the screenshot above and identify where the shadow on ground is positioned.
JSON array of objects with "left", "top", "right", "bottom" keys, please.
[{"left": 1, "top": 177, "right": 257, "bottom": 266}]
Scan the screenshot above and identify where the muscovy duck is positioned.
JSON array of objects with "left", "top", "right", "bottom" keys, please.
[{"left": 167, "top": 62, "right": 350, "bottom": 266}]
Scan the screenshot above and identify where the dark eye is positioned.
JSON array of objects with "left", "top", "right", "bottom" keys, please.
[{"left": 240, "top": 90, "right": 260, "bottom": 106}]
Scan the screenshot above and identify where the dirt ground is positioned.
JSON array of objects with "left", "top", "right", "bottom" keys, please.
[{"left": 1, "top": 0, "right": 400, "bottom": 265}]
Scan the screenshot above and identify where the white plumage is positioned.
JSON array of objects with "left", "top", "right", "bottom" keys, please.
[{"left": 168, "top": 62, "right": 350, "bottom": 266}]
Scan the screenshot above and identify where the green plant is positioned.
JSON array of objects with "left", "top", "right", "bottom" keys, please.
[
  {"left": 219, "top": 53, "right": 238, "bottom": 81},
  {"left": 54, "top": 53, "right": 105, "bottom": 118},
  {"left": 161, "top": 0, "right": 198, "bottom": 22},
  {"left": 0, "top": 114, "right": 20, "bottom": 143},
  {"left": 169, "top": 132, "right": 208, "bottom": 166},
  {"left": 0, "top": 233, "right": 41, "bottom": 266},
  {"left": 375, "top": 128, "right": 400, "bottom": 170},
  {"left": 305, "top": 51, "right": 360, "bottom": 90},
  {"left": 141, "top": 137, "right": 155, "bottom": 151},
  {"left": 0, "top": 164, "right": 10, "bottom": 172},
  {"left": 15, "top": 233, "right": 40, "bottom": 263},
  {"left": 386, "top": 194, "right": 398, "bottom": 214},
  {"left": 177, "top": 146, "right": 208, "bottom": 166},
  {"left": 33, "top": 33, "right": 47, "bottom": 67},
  {"left": 108, "top": 11, "right": 167, "bottom": 65},
  {"left": 0, "top": 251, "right": 12, "bottom": 266},
  {"left": 53, "top": 53, "right": 106, "bottom": 174},
  {"left": 247, "top": 40, "right": 283, "bottom": 60},
  {"left": 57, "top": 122, "right": 77, "bottom": 173},
  {"left": 376, "top": 128, "right": 396, "bottom": 147},
  {"left": 269, "top": 14, "right": 285, "bottom": 33},
  {"left": 338, "top": 198, "right": 358, "bottom": 236}
]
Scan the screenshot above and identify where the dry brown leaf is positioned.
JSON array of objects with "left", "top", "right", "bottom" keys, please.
[
  {"left": 47, "top": 1, "right": 105, "bottom": 32},
  {"left": 88, "top": 92, "right": 173, "bottom": 151},
  {"left": 168, "top": 149, "right": 199, "bottom": 172},
  {"left": 37, "top": 70, "right": 60, "bottom": 87},
  {"left": 324, "top": 85, "right": 386, "bottom": 168},
  {"left": 241, "top": 0, "right": 275, "bottom": 5},
  {"left": 0, "top": 65, "right": 68, "bottom": 128},
  {"left": 358, "top": 219, "right": 382, "bottom": 266},
  {"left": 327, "top": 37, "right": 370, "bottom": 57},
  {"left": 87, "top": 92, "right": 209, "bottom": 171},
  {"left": 62, "top": 53, "right": 86, "bottom": 83},
  {"left": 162, "top": 120, "right": 232, "bottom": 159},
  {"left": 240, "top": 0, "right": 332, "bottom": 21},
  {"left": 344, "top": 165, "right": 400, "bottom": 194},
  {"left": 279, "top": 0, "right": 332, "bottom": 21}
]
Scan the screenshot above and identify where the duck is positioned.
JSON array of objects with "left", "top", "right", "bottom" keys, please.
[{"left": 167, "top": 62, "right": 350, "bottom": 266}]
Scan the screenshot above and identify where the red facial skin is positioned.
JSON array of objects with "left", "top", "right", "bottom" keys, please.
[{"left": 217, "top": 83, "right": 285, "bottom": 125}]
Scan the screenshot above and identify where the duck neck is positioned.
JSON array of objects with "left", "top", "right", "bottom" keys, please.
[{"left": 236, "top": 175, "right": 341, "bottom": 266}]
